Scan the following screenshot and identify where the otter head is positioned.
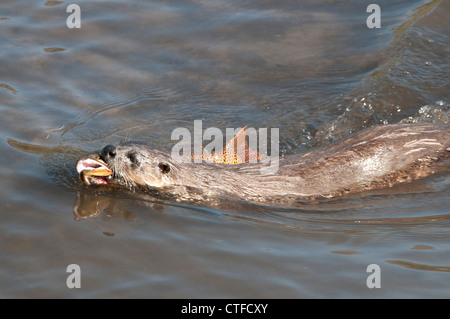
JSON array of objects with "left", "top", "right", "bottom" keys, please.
[{"left": 77, "top": 142, "right": 179, "bottom": 189}]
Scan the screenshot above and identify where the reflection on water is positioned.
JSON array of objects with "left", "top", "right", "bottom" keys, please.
[
  {"left": 1, "top": 0, "right": 450, "bottom": 298},
  {"left": 386, "top": 260, "right": 450, "bottom": 273}
]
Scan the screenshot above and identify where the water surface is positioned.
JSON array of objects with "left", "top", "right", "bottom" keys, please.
[{"left": 1, "top": 0, "right": 449, "bottom": 298}]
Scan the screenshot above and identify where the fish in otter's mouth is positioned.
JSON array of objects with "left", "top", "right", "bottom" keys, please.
[{"left": 76, "top": 154, "right": 113, "bottom": 186}]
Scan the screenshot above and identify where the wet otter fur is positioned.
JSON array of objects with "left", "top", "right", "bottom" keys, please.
[{"left": 77, "top": 123, "right": 450, "bottom": 206}]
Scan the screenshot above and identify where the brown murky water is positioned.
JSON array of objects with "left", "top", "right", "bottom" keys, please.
[{"left": 1, "top": 0, "right": 449, "bottom": 298}]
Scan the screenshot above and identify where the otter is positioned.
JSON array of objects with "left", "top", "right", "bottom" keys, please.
[{"left": 77, "top": 123, "right": 450, "bottom": 206}]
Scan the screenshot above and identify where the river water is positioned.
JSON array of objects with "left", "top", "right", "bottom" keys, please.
[{"left": 1, "top": 0, "right": 449, "bottom": 298}]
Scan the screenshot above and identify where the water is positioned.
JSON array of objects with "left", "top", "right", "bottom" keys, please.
[{"left": 1, "top": 0, "right": 449, "bottom": 298}]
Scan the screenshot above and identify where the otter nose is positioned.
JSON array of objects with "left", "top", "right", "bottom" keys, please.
[{"left": 100, "top": 145, "right": 116, "bottom": 162}]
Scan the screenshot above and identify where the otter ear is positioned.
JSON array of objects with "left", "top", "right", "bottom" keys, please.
[{"left": 158, "top": 162, "right": 170, "bottom": 174}]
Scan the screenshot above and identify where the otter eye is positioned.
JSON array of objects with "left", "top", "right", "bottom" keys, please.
[
  {"left": 158, "top": 162, "right": 170, "bottom": 174},
  {"left": 126, "top": 151, "right": 139, "bottom": 167}
]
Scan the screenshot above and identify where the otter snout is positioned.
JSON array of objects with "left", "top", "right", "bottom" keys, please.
[{"left": 100, "top": 145, "right": 117, "bottom": 162}]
